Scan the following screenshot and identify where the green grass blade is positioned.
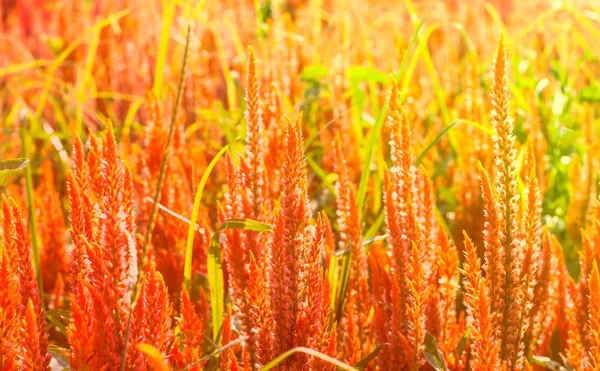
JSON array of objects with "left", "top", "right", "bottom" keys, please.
[
  {"left": 19, "top": 114, "right": 43, "bottom": 301},
  {"left": 423, "top": 332, "right": 449, "bottom": 371},
  {"left": 414, "top": 119, "right": 493, "bottom": 166},
  {"left": 0, "top": 158, "right": 30, "bottom": 188},
  {"left": 153, "top": 0, "right": 176, "bottom": 97},
  {"left": 184, "top": 144, "right": 230, "bottom": 290},
  {"left": 356, "top": 19, "right": 424, "bottom": 212},
  {"left": 0, "top": 157, "right": 30, "bottom": 257},
  {"left": 208, "top": 218, "right": 273, "bottom": 344},
  {"left": 396, "top": 19, "right": 425, "bottom": 82},
  {"left": 353, "top": 344, "right": 389, "bottom": 370},
  {"left": 261, "top": 347, "right": 358, "bottom": 371},
  {"left": 35, "top": 9, "right": 130, "bottom": 122},
  {"left": 138, "top": 25, "right": 191, "bottom": 295},
  {"left": 335, "top": 248, "right": 352, "bottom": 322}
]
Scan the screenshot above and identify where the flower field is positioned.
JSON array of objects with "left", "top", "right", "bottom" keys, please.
[{"left": 1, "top": 0, "right": 600, "bottom": 370}]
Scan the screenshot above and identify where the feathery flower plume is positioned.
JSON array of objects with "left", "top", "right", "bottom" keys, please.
[
  {"left": 384, "top": 80, "right": 437, "bottom": 369},
  {"left": 244, "top": 251, "right": 274, "bottom": 369},
  {"left": 588, "top": 260, "right": 600, "bottom": 370},
  {"left": 566, "top": 277, "right": 587, "bottom": 369},
  {"left": 67, "top": 122, "right": 139, "bottom": 368},
  {"left": 269, "top": 116, "right": 310, "bottom": 359},
  {"left": 406, "top": 240, "right": 429, "bottom": 370},
  {"left": 489, "top": 33, "right": 524, "bottom": 368},
  {"left": 35, "top": 160, "right": 68, "bottom": 296},
  {"left": 4, "top": 197, "right": 50, "bottom": 368},
  {"left": 0, "top": 252, "right": 21, "bottom": 369},
  {"left": 461, "top": 231, "right": 499, "bottom": 370},
  {"left": 333, "top": 135, "right": 370, "bottom": 361},
  {"left": 268, "top": 115, "right": 331, "bottom": 367},
  {"left": 524, "top": 229, "right": 554, "bottom": 358},
  {"left": 478, "top": 162, "right": 504, "bottom": 321},
  {"left": 434, "top": 225, "right": 460, "bottom": 360},
  {"left": 512, "top": 150, "right": 542, "bottom": 368},
  {"left": 220, "top": 47, "right": 272, "bottom": 367},
  {"left": 21, "top": 298, "right": 45, "bottom": 370},
  {"left": 385, "top": 83, "right": 408, "bottom": 319},
  {"left": 220, "top": 307, "right": 241, "bottom": 371},
  {"left": 171, "top": 285, "right": 206, "bottom": 370},
  {"left": 128, "top": 263, "right": 173, "bottom": 369},
  {"left": 244, "top": 46, "right": 267, "bottom": 220}
]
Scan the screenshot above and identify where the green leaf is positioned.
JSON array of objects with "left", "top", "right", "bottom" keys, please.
[
  {"left": 423, "top": 332, "right": 448, "bottom": 371},
  {"left": 45, "top": 309, "right": 70, "bottom": 336},
  {"left": 48, "top": 344, "right": 70, "bottom": 370},
  {"left": 414, "top": 119, "right": 493, "bottom": 166},
  {"left": 347, "top": 66, "right": 387, "bottom": 83},
  {"left": 531, "top": 355, "right": 571, "bottom": 371},
  {"left": 208, "top": 218, "right": 273, "bottom": 345},
  {"left": 184, "top": 145, "right": 229, "bottom": 291},
  {"left": 335, "top": 248, "right": 353, "bottom": 321},
  {"left": 455, "top": 328, "right": 470, "bottom": 359},
  {"left": 301, "top": 64, "right": 328, "bottom": 82},
  {"left": 356, "top": 19, "right": 424, "bottom": 212},
  {"left": 353, "top": 344, "right": 389, "bottom": 370},
  {"left": 580, "top": 84, "right": 600, "bottom": 103},
  {"left": 362, "top": 234, "right": 388, "bottom": 247},
  {"left": 261, "top": 347, "right": 358, "bottom": 371},
  {"left": 0, "top": 158, "right": 29, "bottom": 187}
]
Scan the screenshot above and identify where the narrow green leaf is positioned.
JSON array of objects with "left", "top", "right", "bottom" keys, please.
[
  {"left": 455, "top": 328, "right": 470, "bottom": 359},
  {"left": 423, "top": 332, "right": 448, "bottom": 371},
  {"left": 48, "top": 345, "right": 70, "bottom": 370},
  {"left": 301, "top": 64, "right": 329, "bottom": 82},
  {"left": 20, "top": 115, "right": 43, "bottom": 300},
  {"left": 347, "top": 65, "right": 387, "bottom": 83},
  {"left": 335, "top": 248, "right": 353, "bottom": 321},
  {"left": 414, "top": 119, "right": 493, "bottom": 166},
  {"left": 531, "top": 355, "right": 570, "bottom": 371},
  {"left": 356, "top": 19, "right": 424, "bottom": 212},
  {"left": 396, "top": 19, "right": 426, "bottom": 82},
  {"left": 153, "top": 0, "right": 176, "bottom": 97},
  {"left": 362, "top": 234, "right": 388, "bottom": 247},
  {"left": 0, "top": 158, "right": 29, "bottom": 187},
  {"left": 580, "top": 84, "right": 600, "bottom": 102},
  {"left": 328, "top": 255, "right": 339, "bottom": 318},
  {"left": 353, "top": 344, "right": 389, "bottom": 370},
  {"left": 184, "top": 144, "right": 230, "bottom": 291},
  {"left": 208, "top": 218, "right": 273, "bottom": 344},
  {"left": 261, "top": 347, "right": 358, "bottom": 371},
  {"left": 45, "top": 309, "right": 70, "bottom": 336}
]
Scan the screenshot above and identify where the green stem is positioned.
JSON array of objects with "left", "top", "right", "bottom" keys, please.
[{"left": 20, "top": 112, "right": 44, "bottom": 303}]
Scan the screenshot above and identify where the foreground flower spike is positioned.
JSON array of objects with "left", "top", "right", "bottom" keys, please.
[
  {"left": 35, "top": 160, "right": 68, "bottom": 297},
  {"left": 382, "top": 81, "right": 441, "bottom": 369},
  {"left": 66, "top": 122, "right": 157, "bottom": 369},
  {"left": 21, "top": 298, "right": 45, "bottom": 370},
  {"left": 2, "top": 197, "right": 50, "bottom": 369},
  {"left": 0, "top": 247, "right": 21, "bottom": 369},
  {"left": 588, "top": 260, "right": 600, "bottom": 370},
  {"left": 489, "top": 33, "right": 526, "bottom": 369},
  {"left": 478, "top": 162, "right": 504, "bottom": 320},
  {"left": 244, "top": 252, "right": 274, "bottom": 369},
  {"left": 128, "top": 263, "right": 173, "bottom": 369},
  {"left": 514, "top": 151, "right": 542, "bottom": 365},
  {"left": 244, "top": 46, "right": 267, "bottom": 220},
  {"left": 267, "top": 115, "right": 331, "bottom": 367},
  {"left": 462, "top": 231, "right": 499, "bottom": 369},
  {"left": 220, "top": 46, "right": 273, "bottom": 367},
  {"left": 171, "top": 285, "right": 206, "bottom": 370},
  {"left": 333, "top": 135, "right": 370, "bottom": 363},
  {"left": 220, "top": 307, "right": 241, "bottom": 370}
]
